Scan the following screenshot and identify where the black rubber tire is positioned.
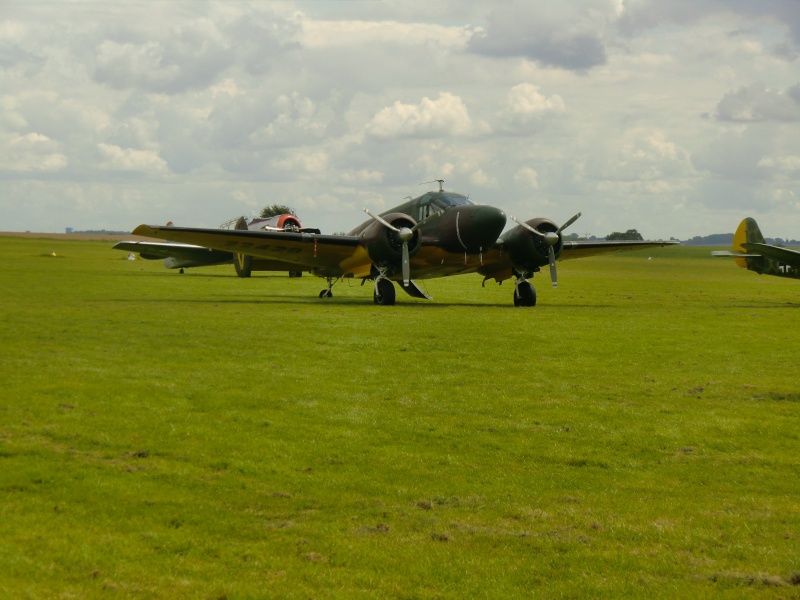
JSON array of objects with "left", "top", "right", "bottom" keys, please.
[
  {"left": 234, "top": 254, "right": 252, "bottom": 278},
  {"left": 373, "top": 279, "right": 396, "bottom": 305},
  {"left": 514, "top": 282, "right": 536, "bottom": 307}
]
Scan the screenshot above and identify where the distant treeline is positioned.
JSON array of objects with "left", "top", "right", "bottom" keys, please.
[
  {"left": 565, "top": 232, "right": 800, "bottom": 246},
  {"left": 682, "top": 233, "right": 800, "bottom": 246},
  {"left": 71, "top": 230, "right": 131, "bottom": 235}
]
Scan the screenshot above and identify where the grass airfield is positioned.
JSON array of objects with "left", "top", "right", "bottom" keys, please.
[{"left": 1, "top": 235, "right": 799, "bottom": 598}]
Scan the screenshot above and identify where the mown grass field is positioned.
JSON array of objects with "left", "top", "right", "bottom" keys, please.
[{"left": 1, "top": 235, "right": 799, "bottom": 598}]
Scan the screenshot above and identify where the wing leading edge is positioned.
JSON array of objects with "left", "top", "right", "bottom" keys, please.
[
  {"left": 112, "top": 240, "right": 232, "bottom": 265},
  {"left": 131, "top": 225, "right": 366, "bottom": 278},
  {"left": 559, "top": 239, "right": 679, "bottom": 260}
]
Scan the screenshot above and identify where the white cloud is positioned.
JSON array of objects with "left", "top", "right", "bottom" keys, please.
[
  {"left": 272, "top": 148, "right": 329, "bottom": 173},
  {"left": 301, "top": 19, "right": 474, "bottom": 50},
  {"left": 1, "top": 132, "right": 67, "bottom": 172},
  {"left": 514, "top": 167, "right": 540, "bottom": 189},
  {"left": 468, "top": 168, "right": 496, "bottom": 187},
  {"left": 758, "top": 155, "right": 800, "bottom": 176},
  {"left": 506, "top": 83, "right": 565, "bottom": 115},
  {"left": 339, "top": 170, "right": 383, "bottom": 184},
  {"left": 411, "top": 152, "right": 456, "bottom": 182},
  {"left": 365, "top": 93, "right": 474, "bottom": 139},
  {"left": 598, "top": 128, "right": 693, "bottom": 185},
  {"left": 96, "top": 143, "right": 168, "bottom": 174},
  {"left": 497, "top": 83, "right": 565, "bottom": 132}
]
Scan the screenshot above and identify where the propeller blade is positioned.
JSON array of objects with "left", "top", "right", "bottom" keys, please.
[
  {"left": 363, "top": 207, "right": 399, "bottom": 232},
  {"left": 401, "top": 242, "right": 410, "bottom": 286},
  {"left": 549, "top": 246, "right": 557, "bottom": 287},
  {"left": 364, "top": 205, "right": 416, "bottom": 286},
  {"left": 557, "top": 212, "right": 581, "bottom": 234},
  {"left": 510, "top": 215, "right": 545, "bottom": 238},
  {"left": 511, "top": 212, "right": 580, "bottom": 289}
]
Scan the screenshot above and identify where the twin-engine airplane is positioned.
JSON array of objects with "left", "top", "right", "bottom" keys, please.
[
  {"left": 132, "top": 181, "right": 678, "bottom": 306},
  {"left": 115, "top": 213, "right": 317, "bottom": 277},
  {"left": 712, "top": 217, "right": 800, "bottom": 279}
]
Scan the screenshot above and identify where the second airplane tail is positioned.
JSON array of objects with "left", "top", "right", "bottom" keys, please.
[
  {"left": 733, "top": 217, "right": 765, "bottom": 270},
  {"left": 711, "top": 217, "right": 765, "bottom": 272}
]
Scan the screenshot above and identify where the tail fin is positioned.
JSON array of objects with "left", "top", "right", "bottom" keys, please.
[
  {"left": 712, "top": 217, "right": 765, "bottom": 271},
  {"left": 730, "top": 219, "right": 747, "bottom": 268},
  {"left": 731, "top": 218, "right": 765, "bottom": 269}
]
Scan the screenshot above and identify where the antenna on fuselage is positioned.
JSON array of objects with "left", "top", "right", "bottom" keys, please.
[{"left": 420, "top": 179, "right": 444, "bottom": 192}]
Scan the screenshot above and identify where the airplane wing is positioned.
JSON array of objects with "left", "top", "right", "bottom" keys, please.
[
  {"left": 559, "top": 239, "right": 679, "bottom": 260},
  {"left": 132, "top": 225, "right": 366, "bottom": 278},
  {"left": 113, "top": 240, "right": 232, "bottom": 264},
  {"left": 740, "top": 242, "right": 800, "bottom": 266},
  {"left": 476, "top": 239, "right": 679, "bottom": 284}
]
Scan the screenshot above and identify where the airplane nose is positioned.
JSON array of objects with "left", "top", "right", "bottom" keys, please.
[{"left": 459, "top": 205, "right": 507, "bottom": 251}]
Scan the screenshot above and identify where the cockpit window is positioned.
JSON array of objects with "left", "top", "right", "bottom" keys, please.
[{"left": 432, "top": 195, "right": 474, "bottom": 209}]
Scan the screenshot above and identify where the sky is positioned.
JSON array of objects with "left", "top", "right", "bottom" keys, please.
[{"left": 1, "top": 0, "right": 799, "bottom": 240}]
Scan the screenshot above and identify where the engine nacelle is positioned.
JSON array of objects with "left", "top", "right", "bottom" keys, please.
[
  {"left": 502, "top": 217, "right": 563, "bottom": 273},
  {"left": 360, "top": 212, "right": 422, "bottom": 271}
]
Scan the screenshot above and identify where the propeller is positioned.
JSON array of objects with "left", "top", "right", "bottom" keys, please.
[
  {"left": 510, "top": 212, "right": 581, "bottom": 288},
  {"left": 363, "top": 208, "right": 435, "bottom": 286}
]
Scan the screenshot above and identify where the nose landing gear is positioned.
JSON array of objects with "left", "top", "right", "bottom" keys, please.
[
  {"left": 373, "top": 268, "right": 396, "bottom": 305},
  {"left": 513, "top": 273, "right": 537, "bottom": 307}
]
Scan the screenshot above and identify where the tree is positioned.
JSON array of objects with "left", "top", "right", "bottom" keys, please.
[
  {"left": 606, "top": 229, "right": 643, "bottom": 241},
  {"left": 260, "top": 204, "right": 297, "bottom": 218}
]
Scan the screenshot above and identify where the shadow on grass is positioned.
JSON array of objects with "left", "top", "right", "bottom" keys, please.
[
  {"left": 102, "top": 295, "right": 615, "bottom": 309},
  {"left": 750, "top": 392, "right": 800, "bottom": 402},
  {"left": 724, "top": 301, "right": 800, "bottom": 309},
  {"left": 114, "top": 270, "right": 299, "bottom": 280},
  {"left": 109, "top": 270, "right": 618, "bottom": 308}
]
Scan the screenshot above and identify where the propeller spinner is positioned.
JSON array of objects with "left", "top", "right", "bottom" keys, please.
[
  {"left": 363, "top": 208, "right": 429, "bottom": 286},
  {"left": 510, "top": 212, "right": 581, "bottom": 287}
]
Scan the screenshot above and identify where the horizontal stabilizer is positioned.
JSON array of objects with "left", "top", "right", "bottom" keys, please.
[{"left": 711, "top": 251, "right": 762, "bottom": 258}]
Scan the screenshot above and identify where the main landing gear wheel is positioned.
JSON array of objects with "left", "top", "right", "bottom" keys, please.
[
  {"left": 514, "top": 282, "right": 536, "bottom": 307},
  {"left": 319, "top": 289, "right": 333, "bottom": 298},
  {"left": 234, "top": 253, "right": 253, "bottom": 278},
  {"left": 373, "top": 279, "right": 396, "bottom": 305}
]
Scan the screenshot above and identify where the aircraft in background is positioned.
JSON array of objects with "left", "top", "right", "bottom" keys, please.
[
  {"left": 114, "top": 213, "right": 318, "bottom": 277},
  {"left": 712, "top": 217, "right": 800, "bottom": 279},
  {"left": 131, "top": 181, "right": 678, "bottom": 306}
]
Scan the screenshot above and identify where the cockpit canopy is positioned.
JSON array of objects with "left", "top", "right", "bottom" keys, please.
[
  {"left": 417, "top": 193, "right": 474, "bottom": 221},
  {"left": 432, "top": 194, "right": 473, "bottom": 208}
]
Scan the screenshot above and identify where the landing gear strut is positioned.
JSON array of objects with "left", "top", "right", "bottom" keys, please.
[
  {"left": 513, "top": 273, "right": 537, "bottom": 307},
  {"left": 373, "top": 268, "right": 396, "bottom": 305},
  {"left": 319, "top": 276, "right": 338, "bottom": 299}
]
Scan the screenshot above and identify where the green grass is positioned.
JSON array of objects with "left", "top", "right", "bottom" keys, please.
[{"left": 1, "top": 236, "right": 799, "bottom": 598}]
